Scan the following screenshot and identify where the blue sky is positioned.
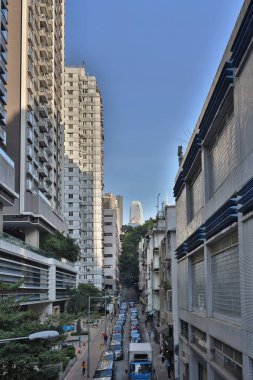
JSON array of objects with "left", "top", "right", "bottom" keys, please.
[{"left": 66, "top": 0, "right": 243, "bottom": 224}]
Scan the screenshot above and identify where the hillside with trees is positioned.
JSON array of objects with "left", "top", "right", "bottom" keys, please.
[{"left": 119, "top": 219, "right": 154, "bottom": 287}]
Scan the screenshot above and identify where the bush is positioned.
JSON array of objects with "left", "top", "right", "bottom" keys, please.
[{"left": 63, "top": 346, "right": 75, "bottom": 359}]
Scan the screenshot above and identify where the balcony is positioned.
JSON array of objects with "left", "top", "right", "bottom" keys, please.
[
  {"left": 27, "top": 127, "right": 33, "bottom": 143},
  {"left": 38, "top": 134, "right": 48, "bottom": 148},
  {"left": 39, "top": 59, "right": 47, "bottom": 74},
  {"left": 38, "top": 149, "right": 48, "bottom": 162},
  {"left": 27, "top": 112, "right": 34, "bottom": 127},
  {"left": 33, "top": 170, "right": 39, "bottom": 183},
  {"left": 0, "top": 79, "right": 6, "bottom": 98},
  {"left": 39, "top": 178, "right": 47, "bottom": 192},
  {"left": 46, "top": 128, "right": 53, "bottom": 142},
  {"left": 45, "top": 158, "right": 53, "bottom": 170},
  {"left": 47, "top": 103, "right": 53, "bottom": 115},
  {"left": 39, "top": 29, "right": 48, "bottom": 44},
  {"left": 27, "top": 161, "right": 33, "bottom": 176},
  {"left": 38, "top": 88, "right": 48, "bottom": 104},
  {"left": 38, "top": 105, "right": 48, "bottom": 118},
  {"left": 27, "top": 144, "right": 33, "bottom": 159},
  {"left": 38, "top": 164, "right": 48, "bottom": 177},
  {"left": 39, "top": 16, "right": 48, "bottom": 30},
  {"left": 39, "top": 74, "right": 47, "bottom": 88},
  {"left": 0, "top": 56, "right": 6, "bottom": 75},
  {"left": 45, "top": 172, "right": 53, "bottom": 184},
  {"left": 0, "top": 125, "right": 6, "bottom": 144},
  {"left": 38, "top": 119, "right": 48, "bottom": 133},
  {"left": 0, "top": 102, "right": 5, "bottom": 121}
]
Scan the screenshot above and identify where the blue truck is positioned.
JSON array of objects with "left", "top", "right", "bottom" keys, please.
[{"left": 127, "top": 342, "right": 153, "bottom": 379}]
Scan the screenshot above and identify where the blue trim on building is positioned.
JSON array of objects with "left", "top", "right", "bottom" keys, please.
[{"left": 231, "top": 1, "right": 253, "bottom": 68}]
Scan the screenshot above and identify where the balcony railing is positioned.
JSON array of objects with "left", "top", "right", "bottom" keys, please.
[{"left": 0, "top": 231, "right": 54, "bottom": 259}]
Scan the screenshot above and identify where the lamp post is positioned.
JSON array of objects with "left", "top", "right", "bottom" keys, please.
[
  {"left": 87, "top": 295, "right": 109, "bottom": 378},
  {"left": 0, "top": 330, "right": 59, "bottom": 344}
]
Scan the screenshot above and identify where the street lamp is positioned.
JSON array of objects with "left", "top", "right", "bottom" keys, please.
[
  {"left": 87, "top": 295, "right": 109, "bottom": 378},
  {"left": 0, "top": 330, "right": 59, "bottom": 344}
]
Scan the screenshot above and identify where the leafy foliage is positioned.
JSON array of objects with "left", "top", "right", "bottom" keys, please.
[
  {"left": 0, "top": 281, "right": 69, "bottom": 379},
  {"left": 40, "top": 231, "right": 80, "bottom": 262},
  {"left": 119, "top": 219, "right": 154, "bottom": 286},
  {"left": 66, "top": 283, "right": 102, "bottom": 314}
]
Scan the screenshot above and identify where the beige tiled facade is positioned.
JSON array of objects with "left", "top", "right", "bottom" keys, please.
[{"left": 64, "top": 66, "right": 104, "bottom": 289}]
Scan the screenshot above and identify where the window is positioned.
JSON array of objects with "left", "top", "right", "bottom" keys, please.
[
  {"left": 191, "top": 253, "right": 205, "bottom": 313},
  {"left": 189, "top": 169, "right": 203, "bottom": 221},
  {"left": 68, "top": 202, "right": 73, "bottom": 207},
  {"left": 69, "top": 168, "right": 73, "bottom": 172},
  {"left": 212, "top": 338, "right": 242, "bottom": 379},
  {"left": 104, "top": 243, "right": 113, "bottom": 247},
  {"left": 178, "top": 259, "right": 188, "bottom": 310},
  {"left": 69, "top": 212, "right": 73, "bottom": 216},
  {"left": 180, "top": 320, "right": 188, "bottom": 340},
  {"left": 69, "top": 194, "right": 73, "bottom": 199},
  {"left": 211, "top": 233, "right": 240, "bottom": 319},
  {"left": 192, "top": 327, "right": 207, "bottom": 352},
  {"left": 208, "top": 107, "right": 235, "bottom": 197}
]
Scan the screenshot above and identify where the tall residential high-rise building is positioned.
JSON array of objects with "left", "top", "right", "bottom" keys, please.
[
  {"left": 103, "top": 193, "right": 121, "bottom": 296},
  {"left": 0, "top": 0, "right": 19, "bottom": 228},
  {"left": 129, "top": 200, "right": 143, "bottom": 226},
  {"left": 116, "top": 195, "right": 123, "bottom": 233},
  {"left": 64, "top": 66, "right": 104, "bottom": 289},
  {"left": 0, "top": 0, "right": 7, "bottom": 147},
  {"left": 4, "top": 0, "right": 66, "bottom": 246}
]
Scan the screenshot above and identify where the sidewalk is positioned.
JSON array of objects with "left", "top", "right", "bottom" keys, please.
[
  {"left": 65, "top": 317, "right": 112, "bottom": 379},
  {"left": 138, "top": 308, "right": 172, "bottom": 380}
]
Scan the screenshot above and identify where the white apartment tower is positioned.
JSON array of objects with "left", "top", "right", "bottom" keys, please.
[
  {"left": 4, "top": 0, "right": 66, "bottom": 245},
  {"left": 64, "top": 66, "right": 104, "bottom": 289},
  {"left": 103, "top": 193, "right": 122, "bottom": 295}
]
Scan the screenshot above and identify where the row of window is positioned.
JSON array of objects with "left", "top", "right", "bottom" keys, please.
[{"left": 178, "top": 232, "right": 240, "bottom": 320}]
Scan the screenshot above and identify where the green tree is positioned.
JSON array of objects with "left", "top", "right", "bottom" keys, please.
[
  {"left": 40, "top": 231, "right": 80, "bottom": 262},
  {"left": 0, "top": 282, "right": 66, "bottom": 379},
  {"left": 66, "top": 283, "right": 101, "bottom": 314},
  {"left": 119, "top": 219, "right": 154, "bottom": 286}
]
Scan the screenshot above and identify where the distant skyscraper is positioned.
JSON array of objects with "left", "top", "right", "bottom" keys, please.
[{"left": 129, "top": 201, "right": 143, "bottom": 226}]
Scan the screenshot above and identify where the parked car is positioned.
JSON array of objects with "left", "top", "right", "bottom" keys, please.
[
  {"left": 111, "top": 332, "right": 123, "bottom": 342},
  {"left": 112, "top": 325, "right": 123, "bottom": 333},
  {"left": 100, "top": 350, "right": 115, "bottom": 362},
  {"left": 109, "top": 340, "right": 123, "bottom": 360},
  {"left": 93, "top": 359, "right": 115, "bottom": 379}
]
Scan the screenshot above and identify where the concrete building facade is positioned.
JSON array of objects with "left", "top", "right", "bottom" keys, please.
[
  {"left": 103, "top": 193, "right": 121, "bottom": 295},
  {"left": 174, "top": 1, "right": 253, "bottom": 379},
  {"left": 64, "top": 66, "right": 104, "bottom": 289},
  {"left": 4, "top": 0, "right": 66, "bottom": 246}
]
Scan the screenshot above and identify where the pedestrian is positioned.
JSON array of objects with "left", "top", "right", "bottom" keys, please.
[
  {"left": 82, "top": 360, "right": 87, "bottom": 377},
  {"left": 163, "top": 358, "right": 171, "bottom": 379},
  {"left": 161, "top": 351, "right": 165, "bottom": 363},
  {"left": 103, "top": 332, "right": 108, "bottom": 346},
  {"left": 148, "top": 330, "right": 151, "bottom": 340}
]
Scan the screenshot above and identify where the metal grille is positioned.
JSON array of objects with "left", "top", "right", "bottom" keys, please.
[
  {"left": 180, "top": 319, "right": 188, "bottom": 340},
  {"left": 211, "top": 244, "right": 241, "bottom": 318},
  {"left": 190, "top": 170, "right": 203, "bottom": 219},
  {"left": 192, "top": 258, "right": 206, "bottom": 313},
  {"left": 208, "top": 112, "right": 236, "bottom": 197},
  {"left": 178, "top": 259, "right": 188, "bottom": 310}
]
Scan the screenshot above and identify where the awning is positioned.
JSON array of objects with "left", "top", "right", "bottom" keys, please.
[{"left": 155, "top": 324, "right": 169, "bottom": 334}]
